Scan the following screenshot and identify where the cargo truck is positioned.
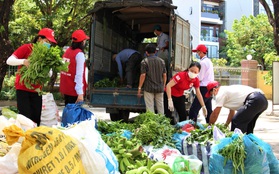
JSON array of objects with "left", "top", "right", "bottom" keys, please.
[{"left": 87, "top": 0, "right": 193, "bottom": 122}]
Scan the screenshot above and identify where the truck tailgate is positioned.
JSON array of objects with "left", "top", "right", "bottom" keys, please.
[{"left": 90, "top": 88, "right": 145, "bottom": 109}]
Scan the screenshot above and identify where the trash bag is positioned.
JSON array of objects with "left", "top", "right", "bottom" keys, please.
[{"left": 61, "top": 102, "right": 95, "bottom": 128}]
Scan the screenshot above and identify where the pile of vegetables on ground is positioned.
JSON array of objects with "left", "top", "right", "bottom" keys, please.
[
  {"left": 97, "top": 112, "right": 232, "bottom": 174},
  {"left": 18, "top": 43, "right": 69, "bottom": 94},
  {"left": 97, "top": 112, "right": 279, "bottom": 174},
  {"left": 98, "top": 112, "right": 177, "bottom": 173}
]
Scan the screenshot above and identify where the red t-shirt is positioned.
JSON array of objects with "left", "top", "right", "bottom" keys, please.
[
  {"left": 171, "top": 71, "right": 200, "bottom": 97},
  {"left": 13, "top": 43, "right": 42, "bottom": 92}
]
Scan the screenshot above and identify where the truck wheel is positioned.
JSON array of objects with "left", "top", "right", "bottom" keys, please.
[
  {"left": 119, "top": 110, "right": 130, "bottom": 123},
  {"left": 110, "top": 113, "right": 120, "bottom": 121}
]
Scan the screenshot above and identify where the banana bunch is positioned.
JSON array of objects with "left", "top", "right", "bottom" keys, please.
[
  {"left": 106, "top": 135, "right": 142, "bottom": 173},
  {"left": 126, "top": 161, "right": 173, "bottom": 174},
  {"left": 0, "top": 141, "right": 11, "bottom": 157}
]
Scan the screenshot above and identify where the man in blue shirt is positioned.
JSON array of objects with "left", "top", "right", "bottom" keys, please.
[{"left": 112, "top": 49, "right": 142, "bottom": 88}]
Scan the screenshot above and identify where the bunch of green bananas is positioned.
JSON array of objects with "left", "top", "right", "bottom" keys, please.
[
  {"left": 106, "top": 135, "right": 145, "bottom": 173},
  {"left": 126, "top": 161, "right": 173, "bottom": 174}
]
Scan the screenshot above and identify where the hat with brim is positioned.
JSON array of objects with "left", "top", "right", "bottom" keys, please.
[
  {"left": 205, "top": 81, "right": 219, "bottom": 98},
  {"left": 192, "top": 44, "right": 207, "bottom": 53},
  {"left": 72, "top": 29, "right": 89, "bottom": 42},
  {"left": 38, "top": 28, "right": 57, "bottom": 44}
]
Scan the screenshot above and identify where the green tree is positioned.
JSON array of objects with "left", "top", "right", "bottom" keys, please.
[
  {"left": 0, "top": 0, "right": 15, "bottom": 92},
  {"left": 225, "top": 14, "right": 275, "bottom": 69},
  {"left": 259, "top": 0, "right": 279, "bottom": 55},
  {"left": 3, "top": 0, "right": 97, "bottom": 92},
  {"left": 258, "top": 0, "right": 279, "bottom": 85},
  {"left": 10, "top": 0, "right": 96, "bottom": 47}
]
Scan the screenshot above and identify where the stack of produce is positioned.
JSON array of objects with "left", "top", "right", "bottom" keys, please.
[
  {"left": 98, "top": 112, "right": 177, "bottom": 173},
  {"left": 19, "top": 43, "right": 69, "bottom": 94}
]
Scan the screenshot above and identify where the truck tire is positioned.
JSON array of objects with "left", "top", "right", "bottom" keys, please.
[
  {"left": 110, "top": 113, "right": 120, "bottom": 121},
  {"left": 119, "top": 110, "right": 130, "bottom": 123},
  {"left": 109, "top": 110, "right": 130, "bottom": 122}
]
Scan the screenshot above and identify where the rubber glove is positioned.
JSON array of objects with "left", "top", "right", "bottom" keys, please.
[
  {"left": 202, "top": 105, "right": 207, "bottom": 118},
  {"left": 168, "top": 98, "right": 174, "bottom": 111}
]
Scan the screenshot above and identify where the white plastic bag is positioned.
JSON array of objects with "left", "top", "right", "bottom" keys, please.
[
  {"left": 0, "top": 114, "right": 36, "bottom": 141},
  {"left": 41, "top": 93, "right": 59, "bottom": 126},
  {"left": 143, "top": 145, "right": 182, "bottom": 162},
  {"left": 0, "top": 143, "right": 21, "bottom": 174},
  {"left": 61, "top": 120, "right": 119, "bottom": 174},
  {"left": 11, "top": 114, "right": 37, "bottom": 131},
  {"left": 0, "top": 116, "right": 12, "bottom": 141}
]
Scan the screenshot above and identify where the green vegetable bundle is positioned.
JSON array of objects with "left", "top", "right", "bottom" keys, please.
[
  {"left": 94, "top": 77, "right": 121, "bottom": 88},
  {"left": 218, "top": 134, "right": 246, "bottom": 174},
  {"left": 185, "top": 123, "right": 233, "bottom": 144},
  {"left": 18, "top": 43, "right": 69, "bottom": 94},
  {"left": 134, "top": 112, "right": 176, "bottom": 148}
]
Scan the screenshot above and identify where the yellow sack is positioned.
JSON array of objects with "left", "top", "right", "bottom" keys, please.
[{"left": 3, "top": 125, "right": 86, "bottom": 174}]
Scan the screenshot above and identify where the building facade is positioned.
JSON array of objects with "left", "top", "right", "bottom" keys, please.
[{"left": 172, "top": 0, "right": 271, "bottom": 59}]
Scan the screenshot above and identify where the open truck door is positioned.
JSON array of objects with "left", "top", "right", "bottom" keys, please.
[
  {"left": 172, "top": 15, "right": 191, "bottom": 73},
  {"left": 87, "top": 0, "right": 191, "bottom": 122}
]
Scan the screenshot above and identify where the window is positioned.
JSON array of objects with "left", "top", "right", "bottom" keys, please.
[
  {"left": 206, "top": 45, "right": 218, "bottom": 58},
  {"left": 201, "top": 26, "right": 219, "bottom": 42}
]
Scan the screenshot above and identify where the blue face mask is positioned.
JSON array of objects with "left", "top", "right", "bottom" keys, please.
[
  {"left": 195, "top": 53, "right": 200, "bottom": 59},
  {"left": 43, "top": 42, "right": 51, "bottom": 49}
]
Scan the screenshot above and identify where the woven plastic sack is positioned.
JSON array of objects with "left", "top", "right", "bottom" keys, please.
[{"left": 3, "top": 125, "right": 85, "bottom": 174}]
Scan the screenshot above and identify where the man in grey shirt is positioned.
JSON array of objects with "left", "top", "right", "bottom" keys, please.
[
  {"left": 154, "top": 25, "right": 169, "bottom": 69},
  {"left": 137, "top": 44, "right": 167, "bottom": 114}
]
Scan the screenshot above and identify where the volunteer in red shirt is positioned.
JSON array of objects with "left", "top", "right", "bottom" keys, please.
[
  {"left": 6, "top": 28, "right": 57, "bottom": 126},
  {"left": 60, "top": 29, "right": 89, "bottom": 105},
  {"left": 164, "top": 62, "right": 207, "bottom": 125}
]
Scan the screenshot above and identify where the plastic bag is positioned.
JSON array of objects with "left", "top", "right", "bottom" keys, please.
[
  {"left": 172, "top": 156, "right": 192, "bottom": 174},
  {"left": 0, "top": 116, "right": 12, "bottom": 141},
  {"left": 172, "top": 131, "right": 189, "bottom": 152},
  {"left": 181, "top": 140, "right": 211, "bottom": 174},
  {"left": 247, "top": 134, "right": 279, "bottom": 174},
  {"left": 3, "top": 125, "right": 85, "bottom": 174},
  {"left": 175, "top": 120, "right": 205, "bottom": 130},
  {"left": 61, "top": 102, "right": 94, "bottom": 127},
  {"left": 165, "top": 155, "right": 202, "bottom": 174},
  {"left": 143, "top": 145, "right": 181, "bottom": 161},
  {"left": 61, "top": 119, "right": 120, "bottom": 174},
  {"left": 41, "top": 93, "right": 59, "bottom": 126},
  {"left": 0, "top": 113, "right": 36, "bottom": 141},
  {"left": 0, "top": 142, "right": 21, "bottom": 174},
  {"left": 209, "top": 134, "right": 270, "bottom": 174}
]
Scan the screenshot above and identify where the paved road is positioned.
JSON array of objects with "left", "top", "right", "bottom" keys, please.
[{"left": 57, "top": 100, "right": 279, "bottom": 159}]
